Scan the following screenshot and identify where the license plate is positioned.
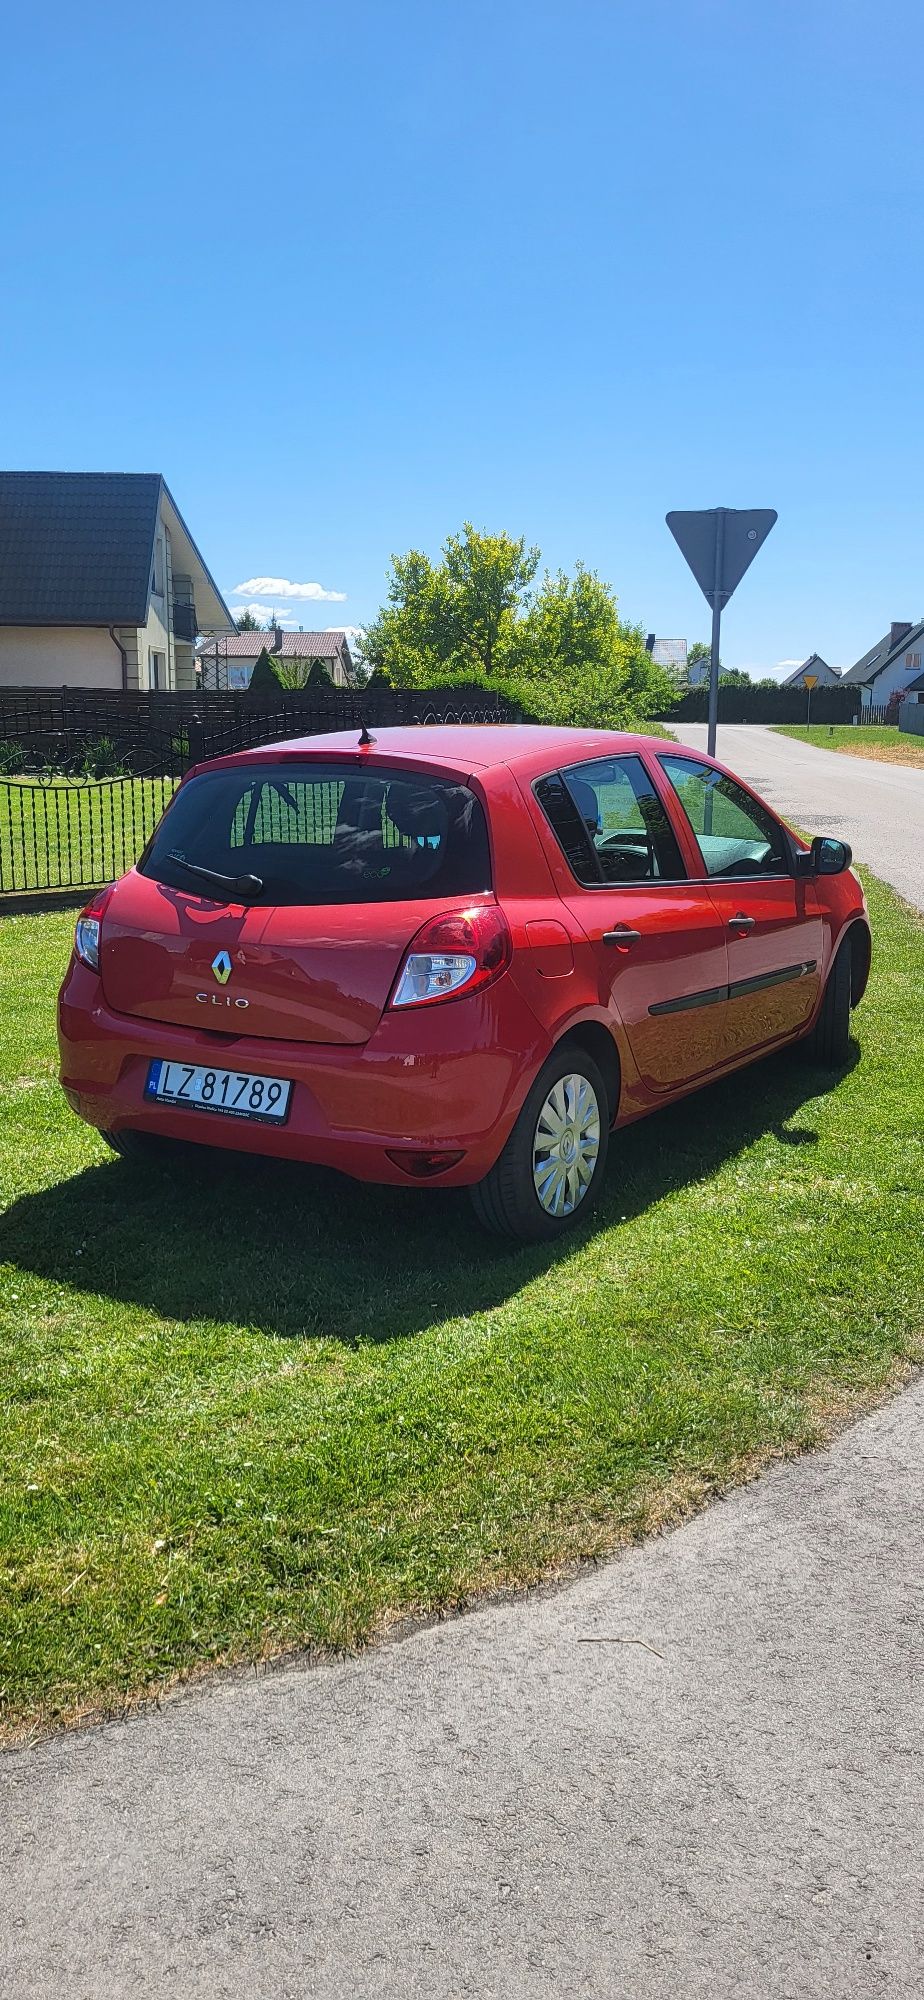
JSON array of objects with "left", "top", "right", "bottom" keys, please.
[{"left": 145, "top": 1059, "right": 292, "bottom": 1124}]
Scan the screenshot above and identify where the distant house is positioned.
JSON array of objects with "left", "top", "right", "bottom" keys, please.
[
  {"left": 840, "top": 621, "right": 924, "bottom": 709},
  {"left": 0, "top": 472, "right": 234, "bottom": 691},
  {"left": 644, "top": 634, "right": 688, "bottom": 686},
  {"left": 197, "top": 625, "right": 354, "bottom": 690},
  {"left": 780, "top": 654, "right": 841, "bottom": 689}
]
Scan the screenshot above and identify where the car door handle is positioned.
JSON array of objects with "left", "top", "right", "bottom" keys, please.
[
  {"left": 728, "top": 913, "right": 756, "bottom": 930},
  {"left": 602, "top": 927, "right": 641, "bottom": 947}
]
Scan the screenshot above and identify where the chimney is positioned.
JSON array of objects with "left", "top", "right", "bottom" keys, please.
[
  {"left": 890, "top": 621, "right": 913, "bottom": 651},
  {"left": 645, "top": 632, "right": 655, "bottom": 653},
  {"left": 271, "top": 623, "right": 283, "bottom": 653}
]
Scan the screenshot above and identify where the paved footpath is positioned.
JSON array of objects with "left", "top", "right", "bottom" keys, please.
[
  {"left": 3, "top": 1379, "right": 923, "bottom": 1999},
  {"left": 2, "top": 720, "right": 923, "bottom": 1998},
  {"left": 673, "top": 722, "right": 924, "bottom": 907}
]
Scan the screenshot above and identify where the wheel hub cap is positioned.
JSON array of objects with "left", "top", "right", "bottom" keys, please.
[{"left": 532, "top": 1072, "right": 601, "bottom": 1218}]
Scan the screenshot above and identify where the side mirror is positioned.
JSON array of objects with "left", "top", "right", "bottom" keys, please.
[{"left": 811, "top": 835, "right": 852, "bottom": 875}]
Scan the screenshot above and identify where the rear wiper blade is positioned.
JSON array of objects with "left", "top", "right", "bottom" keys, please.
[{"left": 167, "top": 851, "right": 264, "bottom": 899}]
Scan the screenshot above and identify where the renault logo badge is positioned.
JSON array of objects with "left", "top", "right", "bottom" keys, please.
[{"left": 211, "top": 950, "right": 232, "bottom": 985}]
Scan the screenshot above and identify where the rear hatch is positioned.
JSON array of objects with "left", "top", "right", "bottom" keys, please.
[{"left": 100, "top": 758, "right": 493, "bottom": 1046}]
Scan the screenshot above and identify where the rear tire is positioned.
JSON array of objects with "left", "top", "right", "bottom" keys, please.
[
  {"left": 805, "top": 938, "right": 852, "bottom": 1068},
  {"left": 470, "top": 1043, "right": 610, "bottom": 1242},
  {"left": 101, "top": 1128, "right": 190, "bottom": 1165}
]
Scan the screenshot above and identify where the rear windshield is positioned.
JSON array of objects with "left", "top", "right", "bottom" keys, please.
[{"left": 139, "top": 763, "right": 492, "bottom": 906}]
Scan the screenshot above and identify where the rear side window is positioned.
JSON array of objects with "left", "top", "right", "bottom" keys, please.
[
  {"left": 139, "top": 764, "right": 492, "bottom": 905},
  {"left": 535, "top": 756, "right": 685, "bottom": 885},
  {"left": 658, "top": 756, "right": 790, "bottom": 879}
]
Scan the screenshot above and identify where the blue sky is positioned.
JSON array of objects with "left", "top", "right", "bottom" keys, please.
[{"left": 2, "top": 0, "right": 922, "bottom": 674}]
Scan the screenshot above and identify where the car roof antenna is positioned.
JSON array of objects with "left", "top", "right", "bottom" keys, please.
[{"left": 358, "top": 720, "right": 377, "bottom": 747}]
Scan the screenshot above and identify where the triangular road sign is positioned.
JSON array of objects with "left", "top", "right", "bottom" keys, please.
[{"left": 666, "top": 508, "right": 777, "bottom": 608}]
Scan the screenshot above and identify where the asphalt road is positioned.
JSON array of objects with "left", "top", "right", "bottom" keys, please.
[
  {"left": 3, "top": 722, "right": 923, "bottom": 1998},
  {"left": 673, "top": 722, "right": 924, "bottom": 907},
  {"left": 3, "top": 1380, "right": 923, "bottom": 1999}
]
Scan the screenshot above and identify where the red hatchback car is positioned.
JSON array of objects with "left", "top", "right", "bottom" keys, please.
[{"left": 58, "top": 725, "right": 870, "bottom": 1241}]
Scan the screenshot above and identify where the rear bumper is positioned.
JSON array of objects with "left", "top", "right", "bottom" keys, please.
[{"left": 58, "top": 961, "right": 550, "bottom": 1187}]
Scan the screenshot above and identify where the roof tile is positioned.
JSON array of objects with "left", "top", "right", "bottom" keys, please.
[{"left": 0, "top": 472, "right": 161, "bottom": 625}]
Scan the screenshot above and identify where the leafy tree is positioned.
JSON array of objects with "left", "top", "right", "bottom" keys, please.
[
  {"left": 235, "top": 610, "right": 263, "bottom": 631},
  {"left": 510, "top": 566, "right": 675, "bottom": 728},
  {"left": 248, "top": 645, "right": 283, "bottom": 690},
  {"left": 364, "top": 525, "right": 672, "bottom": 727},
  {"left": 718, "top": 669, "right": 752, "bottom": 688},
  {"left": 363, "top": 524, "right": 539, "bottom": 686},
  {"left": 249, "top": 647, "right": 339, "bottom": 692}
]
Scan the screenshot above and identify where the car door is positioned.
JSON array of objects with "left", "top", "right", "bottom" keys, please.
[
  {"left": 656, "top": 753, "right": 824, "bottom": 1060},
  {"left": 531, "top": 755, "right": 730, "bottom": 1094}
]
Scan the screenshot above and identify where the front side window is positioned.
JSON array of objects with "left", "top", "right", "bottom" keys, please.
[
  {"left": 658, "top": 756, "right": 790, "bottom": 879},
  {"left": 535, "top": 755, "right": 685, "bottom": 885},
  {"left": 139, "top": 763, "right": 492, "bottom": 906}
]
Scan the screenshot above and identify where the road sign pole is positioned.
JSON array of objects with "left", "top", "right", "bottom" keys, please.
[
  {"left": 806, "top": 683, "right": 812, "bottom": 729},
  {"left": 666, "top": 507, "right": 777, "bottom": 759},
  {"left": 707, "top": 508, "right": 725, "bottom": 759}
]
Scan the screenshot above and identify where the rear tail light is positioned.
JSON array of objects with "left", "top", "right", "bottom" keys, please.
[
  {"left": 74, "top": 885, "right": 114, "bottom": 972},
  {"left": 390, "top": 906, "right": 512, "bottom": 1009}
]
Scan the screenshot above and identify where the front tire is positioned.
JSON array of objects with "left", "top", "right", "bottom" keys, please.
[
  {"left": 470, "top": 1044, "right": 610, "bottom": 1242},
  {"left": 805, "top": 938, "right": 852, "bottom": 1068}
]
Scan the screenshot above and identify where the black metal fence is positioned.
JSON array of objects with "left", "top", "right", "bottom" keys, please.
[
  {"left": 0, "top": 684, "right": 521, "bottom": 902},
  {"left": 0, "top": 770, "right": 180, "bottom": 898}
]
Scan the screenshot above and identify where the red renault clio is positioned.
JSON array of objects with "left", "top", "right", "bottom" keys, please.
[{"left": 58, "top": 725, "right": 870, "bottom": 1240}]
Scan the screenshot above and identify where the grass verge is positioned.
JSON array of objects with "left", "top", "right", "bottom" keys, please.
[
  {"left": 1, "top": 874, "right": 922, "bottom": 1738},
  {"left": 773, "top": 724, "right": 924, "bottom": 768}
]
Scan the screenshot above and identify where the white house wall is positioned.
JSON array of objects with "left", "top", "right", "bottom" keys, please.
[
  {"left": 0, "top": 626, "right": 124, "bottom": 688},
  {"left": 863, "top": 642, "right": 924, "bottom": 707},
  {"left": 788, "top": 662, "right": 841, "bottom": 688},
  {"left": 127, "top": 506, "right": 196, "bottom": 691}
]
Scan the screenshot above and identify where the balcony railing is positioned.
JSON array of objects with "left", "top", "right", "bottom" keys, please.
[{"left": 171, "top": 600, "right": 198, "bottom": 643}]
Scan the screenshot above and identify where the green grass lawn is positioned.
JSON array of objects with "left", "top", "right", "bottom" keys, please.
[
  {"left": 1, "top": 878, "right": 922, "bottom": 1738},
  {"left": 0, "top": 775, "right": 178, "bottom": 896},
  {"left": 774, "top": 724, "right": 924, "bottom": 767}
]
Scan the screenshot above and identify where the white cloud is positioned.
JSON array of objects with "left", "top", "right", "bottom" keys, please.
[
  {"left": 230, "top": 602, "right": 299, "bottom": 629},
  {"left": 326, "top": 624, "right": 366, "bottom": 646},
  {"left": 232, "top": 575, "right": 347, "bottom": 603},
  {"left": 777, "top": 659, "right": 803, "bottom": 668}
]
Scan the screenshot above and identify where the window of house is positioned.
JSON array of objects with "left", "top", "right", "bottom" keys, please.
[
  {"left": 152, "top": 538, "right": 165, "bottom": 595},
  {"left": 149, "top": 650, "right": 166, "bottom": 691},
  {"left": 535, "top": 756, "right": 686, "bottom": 885}
]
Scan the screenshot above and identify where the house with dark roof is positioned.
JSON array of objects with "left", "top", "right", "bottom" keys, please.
[
  {"left": 780, "top": 653, "right": 841, "bottom": 689},
  {"left": 196, "top": 624, "right": 355, "bottom": 690},
  {"left": 840, "top": 620, "right": 924, "bottom": 709},
  {"left": 0, "top": 472, "right": 234, "bottom": 692}
]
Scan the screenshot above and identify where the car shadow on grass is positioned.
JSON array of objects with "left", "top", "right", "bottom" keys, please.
[{"left": 0, "top": 1043, "right": 858, "bottom": 1346}]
